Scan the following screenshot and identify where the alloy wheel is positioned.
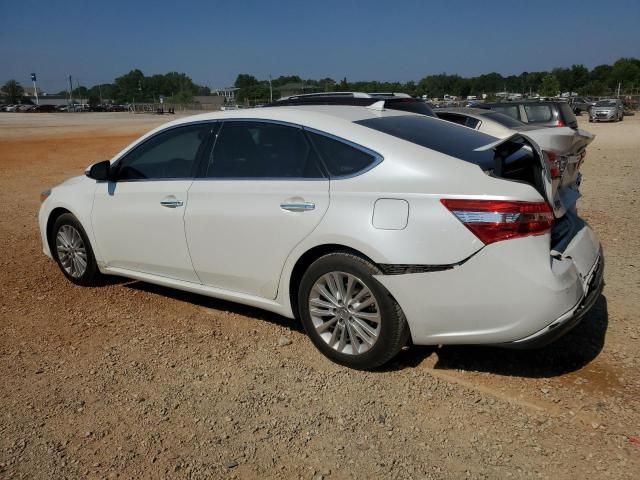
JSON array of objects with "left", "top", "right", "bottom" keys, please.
[
  {"left": 55, "top": 225, "right": 88, "bottom": 278},
  {"left": 308, "top": 271, "right": 381, "bottom": 355}
]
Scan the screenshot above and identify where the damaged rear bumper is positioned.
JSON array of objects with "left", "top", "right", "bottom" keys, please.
[{"left": 503, "top": 248, "right": 604, "bottom": 349}]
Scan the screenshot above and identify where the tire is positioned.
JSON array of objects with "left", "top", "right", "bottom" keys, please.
[
  {"left": 51, "top": 213, "right": 102, "bottom": 286},
  {"left": 298, "top": 252, "right": 410, "bottom": 370}
]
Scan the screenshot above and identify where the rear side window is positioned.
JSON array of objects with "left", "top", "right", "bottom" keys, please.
[
  {"left": 386, "top": 100, "right": 435, "bottom": 117},
  {"left": 437, "top": 113, "right": 480, "bottom": 129},
  {"left": 523, "top": 104, "right": 553, "bottom": 122},
  {"left": 307, "top": 132, "right": 378, "bottom": 177},
  {"left": 436, "top": 112, "right": 467, "bottom": 126},
  {"left": 464, "top": 117, "right": 480, "bottom": 129},
  {"left": 207, "top": 121, "right": 324, "bottom": 179},
  {"left": 491, "top": 105, "right": 520, "bottom": 120}
]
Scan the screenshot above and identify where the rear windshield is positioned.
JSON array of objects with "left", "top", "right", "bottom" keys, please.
[
  {"left": 481, "top": 111, "right": 525, "bottom": 128},
  {"left": 354, "top": 115, "right": 499, "bottom": 169}
]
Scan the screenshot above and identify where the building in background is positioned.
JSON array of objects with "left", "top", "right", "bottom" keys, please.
[{"left": 212, "top": 87, "right": 240, "bottom": 103}]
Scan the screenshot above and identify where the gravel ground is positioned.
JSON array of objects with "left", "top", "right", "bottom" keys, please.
[{"left": 0, "top": 112, "right": 639, "bottom": 479}]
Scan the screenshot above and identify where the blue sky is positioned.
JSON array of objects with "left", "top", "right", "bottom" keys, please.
[{"left": 1, "top": 0, "right": 639, "bottom": 92}]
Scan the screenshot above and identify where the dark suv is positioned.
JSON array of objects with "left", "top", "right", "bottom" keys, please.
[
  {"left": 267, "top": 92, "right": 435, "bottom": 117},
  {"left": 482, "top": 101, "right": 578, "bottom": 128}
]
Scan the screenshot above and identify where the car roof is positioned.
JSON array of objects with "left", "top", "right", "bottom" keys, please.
[
  {"left": 135, "top": 105, "right": 416, "bottom": 152},
  {"left": 170, "top": 105, "right": 410, "bottom": 125}
]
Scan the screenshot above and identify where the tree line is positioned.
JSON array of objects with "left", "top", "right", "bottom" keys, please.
[
  {"left": 1, "top": 70, "right": 209, "bottom": 104},
  {"left": 234, "top": 57, "right": 640, "bottom": 102},
  {"left": 2, "top": 57, "right": 639, "bottom": 105}
]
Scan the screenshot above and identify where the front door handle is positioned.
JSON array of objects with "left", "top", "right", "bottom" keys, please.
[
  {"left": 280, "top": 201, "right": 315, "bottom": 212},
  {"left": 160, "top": 199, "right": 184, "bottom": 208}
]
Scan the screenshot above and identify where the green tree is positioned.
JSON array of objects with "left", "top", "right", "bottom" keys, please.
[
  {"left": 2, "top": 80, "right": 24, "bottom": 103},
  {"left": 608, "top": 58, "right": 640, "bottom": 92},
  {"left": 114, "top": 69, "right": 145, "bottom": 102},
  {"left": 540, "top": 74, "right": 560, "bottom": 97},
  {"left": 337, "top": 77, "right": 349, "bottom": 91}
]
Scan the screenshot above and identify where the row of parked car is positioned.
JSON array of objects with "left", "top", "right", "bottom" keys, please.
[{"left": 0, "top": 103, "right": 130, "bottom": 113}]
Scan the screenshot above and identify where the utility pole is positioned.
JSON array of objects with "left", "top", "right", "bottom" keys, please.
[
  {"left": 269, "top": 75, "right": 273, "bottom": 103},
  {"left": 30, "top": 73, "right": 39, "bottom": 105},
  {"left": 69, "top": 75, "right": 74, "bottom": 107},
  {"left": 76, "top": 79, "right": 82, "bottom": 107}
]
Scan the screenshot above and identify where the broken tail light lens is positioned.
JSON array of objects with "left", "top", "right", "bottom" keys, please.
[{"left": 441, "top": 199, "right": 554, "bottom": 245}]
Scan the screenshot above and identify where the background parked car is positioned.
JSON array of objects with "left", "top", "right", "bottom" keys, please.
[
  {"left": 482, "top": 100, "right": 578, "bottom": 128},
  {"left": 589, "top": 99, "right": 624, "bottom": 122},
  {"left": 269, "top": 91, "right": 436, "bottom": 117},
  {"left": 31, "top": 105, "right": 58, "bottom": 113},
  {"left": 568, "top": 97, "right": 595, "bottom": 115}
]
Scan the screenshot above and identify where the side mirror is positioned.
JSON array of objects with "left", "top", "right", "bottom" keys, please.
[{"left": 85, "top": 160, "right": 111, "bottom": 181}]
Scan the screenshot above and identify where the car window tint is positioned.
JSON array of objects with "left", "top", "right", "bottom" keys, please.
[
  {"left": 491, "top": 105, "right": 520, "bottom": 120},
  {"left": 307, "top": 132, "right": 377, "bottom": 177},
  {"left": 355, "top": 115, "right": 498, "bottom": 170},
  {"left": 436, "top": 113, "right": 467, "bottom": 126},
  {"left": 207, "top": 121, "right": 324, "bottom": 178},
  {"left": 523, "top": 105, "right": 553, "bottom": 122},
  {"left": 117, "top": 124, "right": 211, "bottom": 180},
  {"left": 465, "top": 117, "right": 480, "bottom": 129}
]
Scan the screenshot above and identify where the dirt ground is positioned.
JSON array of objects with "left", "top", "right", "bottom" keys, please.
[{"left": 0, "top": 112, "right": 638, "bottom": 479}]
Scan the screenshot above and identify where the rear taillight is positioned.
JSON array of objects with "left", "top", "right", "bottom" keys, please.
[
  {"left": 556, "top": 119, "right": 566, "bottom": 127},
  {"left": 441, "top": 199, "right": 554, "bottom": 245},
  {"left": 544, "top": 150, "right": 564, "bottom": 179}
]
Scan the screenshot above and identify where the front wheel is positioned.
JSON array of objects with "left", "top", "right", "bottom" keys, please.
[
  {"left": 52, "top": 213, "right": 102, "bottom": 286},
  {"left": 298, "top": 252, "right": 410, "bottom": 370}
]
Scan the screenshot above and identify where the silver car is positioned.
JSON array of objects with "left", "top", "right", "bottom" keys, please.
[{"left": 589, "top": 99, "right": 624, "bottom": 123}]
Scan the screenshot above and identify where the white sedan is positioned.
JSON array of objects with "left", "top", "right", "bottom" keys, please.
[{"left": 38, "top": 105, "right": 604, "bottom": 369}]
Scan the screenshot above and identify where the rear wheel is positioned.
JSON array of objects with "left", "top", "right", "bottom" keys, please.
[
  {"left": 52, "top": 213, "right": 102, "bottom": 286},
  {"left": 298, "top": 252, "right": 409, "bottom": 370}
]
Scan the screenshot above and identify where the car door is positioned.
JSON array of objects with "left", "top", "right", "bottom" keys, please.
[
  {"left": 185, "top": 120, "right": 329, "bottom": 299},
  {"left": 92, "top": 122, "right": 214, "bottom": 282}
]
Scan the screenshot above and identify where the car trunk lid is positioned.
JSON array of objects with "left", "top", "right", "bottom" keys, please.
[{"left": 475, "top": 128, "right": 594, "bottom": 218}]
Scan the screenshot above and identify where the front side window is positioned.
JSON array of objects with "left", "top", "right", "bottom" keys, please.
[
  {"left": 116, "top": 124, "right": 212, "bottom": 180},
  {"left": 207, "top": 121, "right": 324, "bottom": 178},
  {"left": 307, "top": 132, "right": 377, "bottom": 177}
]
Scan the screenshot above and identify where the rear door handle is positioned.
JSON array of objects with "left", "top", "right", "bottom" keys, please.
[
  {"left": 160, "top": 199, "right": 184, "bottom": 208},
  {"left": 280, "top": 202, "right": 315, "bottom": 212}
]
